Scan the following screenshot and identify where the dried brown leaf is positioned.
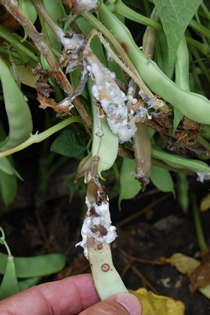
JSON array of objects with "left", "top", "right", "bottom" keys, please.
[{"left": 190, "top": 250, "right": 210, "bottom": 293}]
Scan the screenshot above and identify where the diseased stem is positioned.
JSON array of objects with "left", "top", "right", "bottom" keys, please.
[
  {"left": 83, "top": 11, "right": 156, "bottom": 99},
  {"left": 0, "top": 0, "right": 93, "bottom": 130},
  {"left": 132, "top": 123, "right": 151, "bottom": 185},
  {"left": 142, "top": 7, "right": 160, "bottom": 58},
  {"left": 32, "top": 0, "right": 62, "bottom": 39}
]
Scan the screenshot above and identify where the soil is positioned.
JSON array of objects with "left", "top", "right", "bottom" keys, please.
[{"left": 1, "top": 143, "right": 210, "bottom": 315}]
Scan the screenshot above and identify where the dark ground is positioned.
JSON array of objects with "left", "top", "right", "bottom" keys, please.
[{"left": 1, "top": 144, "right": 210, "bottom": 315}]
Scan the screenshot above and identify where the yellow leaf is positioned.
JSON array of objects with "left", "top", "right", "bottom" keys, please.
[
  {"left": 200, "top": 193, "right": 210, "bottom": 212},
  {"left": 10, "top": 65, "right": 39, "bottom": 88},
  {"left": 131, "top": 288, "right": 185, "bottom": 315},
  {"left": 165, "top": 252, "right": 210, "bottom": 299},
  {"left": 199, "top": 283, "right": 210, "bottom": 299},
  {"left": 165, "top": 253, "right": 200, "bottom": 276}
]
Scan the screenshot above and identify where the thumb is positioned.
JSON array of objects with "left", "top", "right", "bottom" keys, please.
[{"left": 80, "top": 292, "right": 142, "bottom": 315}]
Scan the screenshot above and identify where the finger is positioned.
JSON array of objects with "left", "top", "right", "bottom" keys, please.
[
  {"left": 0, "top": 274, "right": 100, "bottom": 315},
  {"left": 80, "top": 292, "right": 142, "bottom": 315}
]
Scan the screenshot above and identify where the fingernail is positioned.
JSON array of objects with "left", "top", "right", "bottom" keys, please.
[{"left": 116, "top": 292, "right": 142, "bottom": 315}]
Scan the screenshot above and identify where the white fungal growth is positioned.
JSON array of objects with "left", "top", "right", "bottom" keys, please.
[
  {"left": 86, "top": 53, "right": 137, "bottom": 143},
  {"left": 58, "top": 28, "right": 85, "bottom": 72},
  {"left": 135, "top": 105, "right": 151, "bottom": 122},
  {"left": 139, "top": 89, "right": 157, "bottom": 108},
  {"left": 73, "top": 0, "right": 97, "bottom": 13},
  {"left": 76, "top": 194, "right": 117, "bottom": 259},
  {"left": 197, "top": 171, "right": 210, "bottom": 182}
]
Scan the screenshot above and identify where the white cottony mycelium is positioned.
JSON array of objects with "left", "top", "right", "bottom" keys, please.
[
  {"left": 76, "top": 193, "right": 117, "bottom": 259},
  {"left": 90, "top": 67, "right": 136, "bottom": 143},
  {"left": 197, "top": 171, "right": 210, "bottom": 182},
  {"left": 85, "top": 51, "right": 137, "bottom": 143},
  {"left": 57, "top": 27, "right": 86, "bottom": 73},
  {"left": 73, "top": 0, "right": 97, "bottom": 13}
]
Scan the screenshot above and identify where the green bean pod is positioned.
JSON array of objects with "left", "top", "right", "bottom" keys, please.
[
  {"left": 173, "top": 35, "right": 190, "bottom": 132},
  {"left": 151, "top": 144, "right": 210, "bottom": 181},
  {"left": 0, "top": 255, "right": 21, "bottom": 300},
  {"left": 87, "top": 238, "right": 128, "bottom": 300},
  {"left": 19, "top": 0, "right": 38, "bottom": 41},
  {"left": 89, "top": 80, "right": 118, "bottom": 179},
  {"left": 0, "top": 59, "right": 33, "bottom": 151},
  {"left": 0, "top": 122, "right": 17, "bottom": 209},
  {"left": 98, "top": 4, "right": 210, "bottom": 125}
]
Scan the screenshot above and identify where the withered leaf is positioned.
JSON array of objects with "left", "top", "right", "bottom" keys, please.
[
  {"left": 190, "top": 249, "right": 210, "bottom": 293},
  {"left": 131, "top": 287, "right": 185, "bottom": 315}
]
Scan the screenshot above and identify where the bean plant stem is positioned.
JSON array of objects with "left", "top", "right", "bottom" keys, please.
[
  {"left": 107, "top": 0, "right": 210, "bottom": 40},
  {"left": 107, "top": 1, "right": 162, "bottom": 31},
  {"left": 83, "top": 12, "right": 156, "bottom": 98},
  {"left": 191, "top": 193, "right": 207, "bottom": 252},
  {"left": 0, "top": 116, "right": 83, "bottom": 158},
  {"left": 197, "top": 135, "right": 210, "bottom": 153},
  {"left": 188, "top": 43, "right": 210, "bottom": 81},
  {"left": 0, "top": 0, "right": 93, "bottom": 130},
  {"left": 0, "top": 228, "right": 12, "bottom": 256},
  {"left": 0, "top": 25, "right": 39, "bottom": 65},
  {"left": 200, "top": 2, "right": 210, "bottom": 21}
]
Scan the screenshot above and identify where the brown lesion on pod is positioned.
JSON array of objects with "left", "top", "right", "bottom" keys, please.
[
  {"left": 101, "top": 263, "right": 110, "bottom": 272},
  {"left": 97, "top": 243, "right": 103, "bottom": 250}
]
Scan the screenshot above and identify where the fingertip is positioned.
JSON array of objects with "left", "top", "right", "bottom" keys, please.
[{"left": 107, "top": 292, "right": 142, "bottom": 315}]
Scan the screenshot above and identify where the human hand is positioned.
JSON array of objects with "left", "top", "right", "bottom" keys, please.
[{"left": 0, "top": 273, "right": 142, "bottom": 315}]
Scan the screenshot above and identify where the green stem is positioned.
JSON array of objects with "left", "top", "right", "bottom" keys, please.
[
  {"left": 112, "top": 162, "right": 120, "bottom": 182},
  {"left": 185, "top": 36, "right": 210, "bottom": 58},
  {"left": 197, "top": 135, "right": 210, "bottom": 153},
  {"left": 200, "top": 2, "right": 210, "bottom": 21},
  {"left": 0, "top": 25, "right": 39, "bottom": 65},
  {"left": 0, "top": 227, "right": 12, "bottom": 256},
  {"left": 107, "top": 1, "right": 162, "bottom": 31},
  {"left": 191, "top": 193, "right": 207, "bottom": 252},
  {"left": 0, "top": 116, "right": 83, "bottom": 158},
  {"left": 188, "top": 44, "right": 210, "bottom": 81},
  {"left": 195, "top": 12, "right": 208, "bottom": 45},
  {"left": 189, "top": 19, "right": 210, "bottom": 40},
  {"left": 106, "top": 1, "right": 210, "bottom": 41}
]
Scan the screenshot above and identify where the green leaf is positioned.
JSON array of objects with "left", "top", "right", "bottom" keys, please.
[
  {"left": 0, "top": 157, "right": 22, "bottom": 180},
  {"left": 119, "top": 158, "right": 141, "bottom": 208},
  {"left": 153, "top": 0, "right": 203, "bottom": 72},
  {"left": 51, "top": 126, "right": 89, "bottom": 160},
  {"left": 19, "top": 277, "right": 41, "bottom": 291},
  {"left": 0, "top": 256, "right": 21, "bottom": 300},
  {"left": 0, "top": 253, "right": 66, "bottom": 278},
  {"left": 150, "top": 165, "right": 175, "bottom": 197},
  {"left": 0, "top": 171, "right": 17, "bottom": 210}
]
